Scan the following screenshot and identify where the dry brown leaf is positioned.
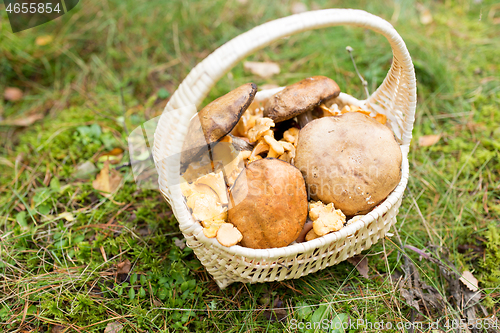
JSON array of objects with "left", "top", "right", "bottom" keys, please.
[
  {"left": 347, "top": 255, "right": 369, "bottom": 278},
  {"left": 400, "top": 288, "right": 420, "bottom": 310},
  {"left": 1, "top": 113, "right": 44, "bottom": 127},
  {"left": 243, "top": 61, "right": 280, "bottom": 79},
  {"left": 92, "top": 161, "right": 122, "bottom": 193},
  {"left": 420, "top": 9, "right": 433, "bottom": 25},
  {"left": 174, "top": 238, "right": 186, "bottom": 250},
  {"left": 104, "top": 321, "right": 123, "bottom": 333},
  {"left": 98, "top": 148, "right": 124, "bottom": 164},
  {"left": 263, "top": 296, "right": 287, "bottom": 322},
  {"left": 51, "top": 325, "right": 65, "bottom": 333},
  {"left": 3, "top": 87, "right": 23, "bottom": 101},
  {"left": 35, "top": 35, "right": 54, "bottom": 46},
  {"left": 459, "top": 270, "right": 479, "bottom": 292},
  {"left": 418, "top": 134, "right": 441, "bottom": 147},
  {"left": 416, "top": 4, "right": 433, "bottom": 25},
  {"left": 116, "top": 259, "right": 131, "bottom": 274},
  {"left": 99, "top": 147, "right": 124, "bottom": 157}
]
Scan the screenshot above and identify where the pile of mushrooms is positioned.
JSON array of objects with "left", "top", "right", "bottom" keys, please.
[{"left": 179, "top": 76, "right": 402, "bottom": 249}]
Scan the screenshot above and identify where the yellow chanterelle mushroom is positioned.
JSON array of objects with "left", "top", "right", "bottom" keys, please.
[{"left": 309, "top": 201, "right": 346, "bottom": 236}]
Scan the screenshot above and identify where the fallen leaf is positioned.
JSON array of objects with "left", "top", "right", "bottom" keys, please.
[
  {"left": 35, "top": 35, "right": 54, "bottom": 46},
  {"left": 104, "top": 321, "right": 123, "bottom": 333},
  {"left": 347, "top": 255, "right": 369, "bottom": 278},
  {"left": 1, "top": 113, "right": 44, "bottom": 127},
  {"left": 137, "top": 226, "right": 150, "bottom": 236},
  {"left": 243, "top": 61, "right": 280, "bottom": 79},
  {"left": 72, "top": 161, "right": 97, "bottom": 179},
  {"left": 51, "top": 325, "right": 65, "bottom": 333},
  {"left": 174, "top": 238, "right": 186, "bottom": 250},
  {"left": 416, "top": 4, "right": 433, "bottom": 25},
  {"left": 263, "top": 296, "right": 287, "bottom": 322},
  {"left": 58, "top": 212, "right": 75, "bottom": 222},
  {"left": 291, "top": 2, "right": 307, "bottom": 14},
  {"left": 117, "top": 259, "right": 131, "bottom": 274},
  {"left": 420, "top": 9, "right": 433, "bottom": 25},
  {"left": 400, "top": 288, "right": 420, "bottom": 310},
  {"left": 99, "top": 147, "right": 124, "bottom": 157},
  {"left": 98, "top": 148, "right": 124, "bottom": 164},
  {"left": 92, "top": 161, "right": 122, "bottom": 194},
  {"left": 116, "top": 259, "right": 131, "bottom": 283},
  {"left": 459, "top": 270, "right": 479, "bottom": 292},
  {"left": 3, "top": 87, "right": 23, "bottom": 101},
  {"left": 418, "top": 134, "right": 441, "bottom": 147}
]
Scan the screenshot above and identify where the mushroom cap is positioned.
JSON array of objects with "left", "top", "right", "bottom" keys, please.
[
  {"left": 181, "top": 83, "right": 257, "bottom": 165},
  {"left": 294, "top": 112, "right": 402, "bottom": 216},
  {"left": 228, "top": 158, "right": 308, "bottom": 249},
  {"left": 264, "top": 76, "right": 340, "bottom": 123}
]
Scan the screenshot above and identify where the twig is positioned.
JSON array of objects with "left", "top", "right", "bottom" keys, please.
[
  {"left": 119, "top": 87, "right": 129, "bottom": 136},
  {"left": 346, "top": 46, "right": 370, "bottom": 99}
]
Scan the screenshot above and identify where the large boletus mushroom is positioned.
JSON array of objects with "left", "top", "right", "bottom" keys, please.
[
  {"left": 228, "top": 158, "right": 308, "bottom": 249},
  {"left": 181, "top": 83, "right": 257, "bottom": 166},
  {"left": 294, "top": 112, "right": 402, "bottom": 216},
  {"left": 264, "top": 76, "right": 340, "bottom": 127}
]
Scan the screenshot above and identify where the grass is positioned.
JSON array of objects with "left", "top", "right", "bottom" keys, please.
[{"left": 1, "top": 0, "right": 499, "bottom": 331}]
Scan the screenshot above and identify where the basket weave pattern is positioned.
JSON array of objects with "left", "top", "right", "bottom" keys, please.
[{"left": 153, "top": 9, "right": 416, "bottom": 289}]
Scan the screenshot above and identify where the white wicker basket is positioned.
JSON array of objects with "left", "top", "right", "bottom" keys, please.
[{"left": 153, "top": 9, "right": 416, "bottom": 289}]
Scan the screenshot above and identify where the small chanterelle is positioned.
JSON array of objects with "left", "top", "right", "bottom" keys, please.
[{"left": 179, "top": 76, "right": 402, "bottom": 248}]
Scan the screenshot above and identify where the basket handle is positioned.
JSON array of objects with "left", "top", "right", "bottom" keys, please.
[{"left": 163, "top": 8, "right": 416, "bottom": 145}]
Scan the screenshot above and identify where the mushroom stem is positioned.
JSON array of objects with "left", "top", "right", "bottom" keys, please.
[
  {"left": 297, "top": 109, "right": 313, "bottom": 128},
  {"left": 228, "top": 134, "right": 254, "bottom": 151}
]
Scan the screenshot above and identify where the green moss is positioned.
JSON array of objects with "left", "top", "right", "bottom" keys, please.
[{"left": 481, "top": 224, "right": 500, "bottom": 288}]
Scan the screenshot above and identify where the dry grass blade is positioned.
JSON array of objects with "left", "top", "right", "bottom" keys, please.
[
  {"left": 1, "top": 113, "right": 45, "bottom": 127},
  {"left": 418, "top": 134, "right": 441, "bottom": 147}
]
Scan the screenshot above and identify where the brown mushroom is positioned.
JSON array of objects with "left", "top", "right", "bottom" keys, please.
[
  {"left": 264, "top": 76, "right": 341, "bottom": 127},
  {"left": 228, "top": 158, "right": 308, "bottom": 249},
  {"left": 305, "top": 228, "right": 321, "bottom": 241},
  {"left": 181, "top": 83, "right": 257, "bottom": 166},
  {"left": 295, "top": 220, "right": 314, "bottom": 243},
  {"left": 294, "top": 112, "right": 402, "bottom": 216}
]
